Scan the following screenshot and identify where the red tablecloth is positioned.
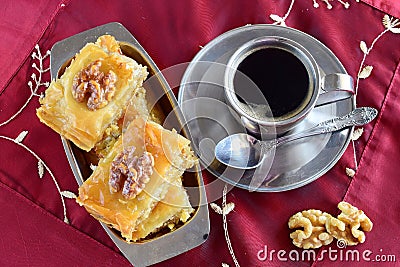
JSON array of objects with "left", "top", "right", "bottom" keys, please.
[{"left": 1, "top": 1, "right": 399, "bottom": 266}]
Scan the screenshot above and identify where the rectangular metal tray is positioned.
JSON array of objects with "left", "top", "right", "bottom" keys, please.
[{"left": 51, "top": 22, "right": 209, "bottom": 266}]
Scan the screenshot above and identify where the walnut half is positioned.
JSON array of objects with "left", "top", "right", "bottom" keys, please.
[
  {"left": 288, "top": 209, "right": 334, "bottom": 249},
  {"left": 325, "top": 201, "right": 373, "bottom": 246},
  {"left": 109, "top": 147, "right": 154, "bottom": 199},
  {"left": 72, "top": 59, "right": 117, "bottom": 110}
]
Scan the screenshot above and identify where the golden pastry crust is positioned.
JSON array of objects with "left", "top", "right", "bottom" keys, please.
[
  {"left": 37, "top": 35, "right": 148, "bottom": 151},
  {"left": 130, "top": 181, "right": 194, "bottom": 241}
]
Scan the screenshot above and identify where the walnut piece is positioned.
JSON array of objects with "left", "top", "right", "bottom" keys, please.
[
  {"left": 72, "top": 59, "right": 117, "bottom": 110},
  {"left": 109, "top": 147, "right": 154, "bottom": 199},
  {"left": 288, "top": 209, "right": 333, "bottom": 249},
  {"left": 325, "top": 202, "right": 373, "bottom": 246}
]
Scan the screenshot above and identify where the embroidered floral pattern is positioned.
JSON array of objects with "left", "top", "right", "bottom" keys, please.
[
  {"left": 346, "top": 14, "right": 400, "bottom": 176},
  {"left": 210, "top": 185, "right": 239, "bottom": 267},
  {"left": 270, "top": 0, "right": 358, "bottom": 26},
  {"left": 0, "top": 45, "right": 49, "bottom": 127},
  {"left": 269, "top": 0, "right": 295, "bottom": 26},
  {"left": 312, "top": 0, "right": 352, "bottom": 9},
  {"left": 0, "top": 45, "right": 73, "bottom": 224},
  {"left": 356, "top": 15, "right": 400, "bottom": 93}
]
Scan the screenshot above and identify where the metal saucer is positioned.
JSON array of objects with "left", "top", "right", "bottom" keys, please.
[{"left": 178, "top": 24, "right": 355, "bottom": 192}]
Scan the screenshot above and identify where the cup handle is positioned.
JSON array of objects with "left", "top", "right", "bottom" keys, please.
[{"left": 315, "top": 73, "right": 354, "bottom": 106}]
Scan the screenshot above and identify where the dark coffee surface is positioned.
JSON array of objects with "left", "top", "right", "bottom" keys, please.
[{"left": 234, "top": 47, "right": 309, "bottom": 118}]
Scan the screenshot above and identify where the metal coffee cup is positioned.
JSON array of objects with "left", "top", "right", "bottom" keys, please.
[{"left": 224, "top": 36, "right": 354, "bottom": 135}]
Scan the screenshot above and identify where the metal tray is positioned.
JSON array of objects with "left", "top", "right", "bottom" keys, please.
[{"left": 51, "top": 22, "right": 209, "bottom": 266}]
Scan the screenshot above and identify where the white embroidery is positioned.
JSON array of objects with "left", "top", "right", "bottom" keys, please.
[
  {"left": 61, "top": 191, "right": 77, "bottom": 199},
  {"left": 312, "top": 0, "right": 352, "bottom": 9},
  {"left": 0, "top": 131, "right": 71, "bottom": 223},
  {"left": 210, "top": 185, "right": 239, "bottom": 267},
  {"left": 0, "top": 45, "right": 74, "bottom": 224},
  {"left": 358, "top": 65, "right": 373, "bottom": 79},
  {"left": 269, "top": 0, "right": 295, "bottom": 26},
  {"left": 269, "top": 0, "right": 356, "bottom": 26},
  {"left": 349, "top": 14, "right": 400, "bottom": 171},
  {"left": 382, "top": 15, "right": 400, "bottom": 33},
  {"left": 351, "top": 128, "right": 364, "bottom": 141},
  {"left": 210, "top": 203, "right": 223, "bottom": 214},
  {"left": 0, "top": 45, "right": 49, "bottom": 127},
  {"left": 38, "top": 160, "right": 45, "bottom": 179},
  {"left": 346, "top": 167, "right": 356, "bottom": 177},
  {"left": 14, "top": 130, "right": 29, "bottom": 143}
]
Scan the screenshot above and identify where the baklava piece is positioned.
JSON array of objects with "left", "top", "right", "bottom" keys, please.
[
  {"left": 36, "top": 35, "right": 148, "bottom": 151},
  {"left": 76, "top": 116, "right": 197, "bottom": 242}
]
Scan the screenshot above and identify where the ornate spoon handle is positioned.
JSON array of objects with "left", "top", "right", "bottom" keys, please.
[{"left": 261, "top": 107, "right": 378, "bottom": 150}]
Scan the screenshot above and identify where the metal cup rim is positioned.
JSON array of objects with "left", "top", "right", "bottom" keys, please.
[{"left": 224, "top": 35, "right": 320, "bottom": 130}]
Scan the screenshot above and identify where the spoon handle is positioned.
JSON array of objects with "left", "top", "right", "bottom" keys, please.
[{"left": 261, "top": 107, "right": 378, "bottom": 149}]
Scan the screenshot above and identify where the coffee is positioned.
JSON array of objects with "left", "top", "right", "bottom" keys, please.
[
  {"left": 225, "top": 36, "right": 354, "bottom": 135},
  {"left": 233, "top": 47, "right": 310, "bottom": 119}
]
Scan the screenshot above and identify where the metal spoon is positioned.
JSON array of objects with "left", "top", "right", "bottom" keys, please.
[{"left": 215, "top": 107, "right": 378, "bottom": 169}]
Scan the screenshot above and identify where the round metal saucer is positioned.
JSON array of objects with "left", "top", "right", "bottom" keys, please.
[{"left": 178, "top": 24, "right": 355, "bottom": 192}]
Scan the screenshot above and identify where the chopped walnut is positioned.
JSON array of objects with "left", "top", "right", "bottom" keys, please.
[
  {"left": 288, "top": 210, "right": 333, "bottom": 249},
  {"left": 72, "top": 60, "right": 117, "bottom": 110},
  {"left": 325, "top": 202, "right": 373, "bottom": 245},
  {"left": 109, "top": 147, "right": 154, "bottom": 199}
]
